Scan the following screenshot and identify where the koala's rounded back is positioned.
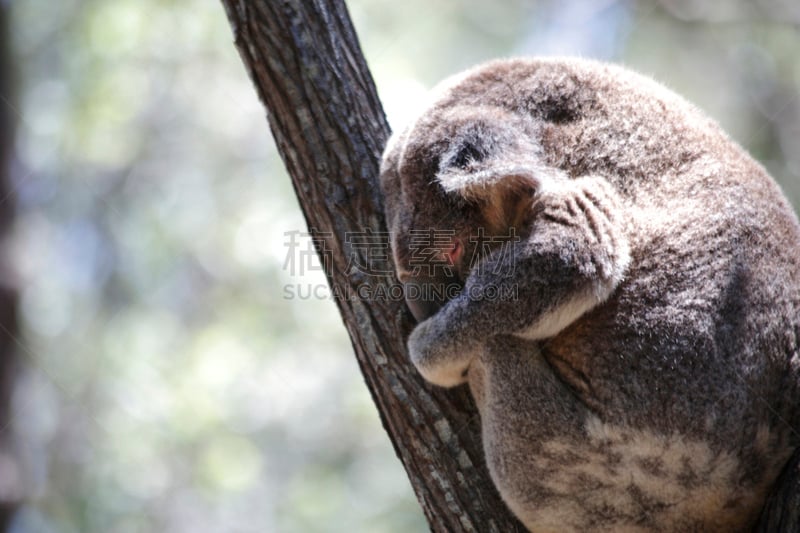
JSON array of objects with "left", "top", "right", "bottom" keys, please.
[{"left": 380, "top": 57, "right": 800, "bottom": 531}]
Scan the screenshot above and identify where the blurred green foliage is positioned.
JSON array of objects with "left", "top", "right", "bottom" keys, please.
[{"left": 5, "top": 0, "right": 799, "bottom": 532}]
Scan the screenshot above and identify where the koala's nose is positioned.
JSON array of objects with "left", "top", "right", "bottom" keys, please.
[{"left": 402, "top": 271, "right": 463, "bottom": 322}]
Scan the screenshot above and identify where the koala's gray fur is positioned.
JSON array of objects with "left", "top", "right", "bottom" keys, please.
[{"left": 379, "top": 57, "right": 800, "bottom": 532}]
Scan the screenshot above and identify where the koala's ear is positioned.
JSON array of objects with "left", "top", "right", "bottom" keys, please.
[
  {"left": 435, "top": 133, "right": 544, "bottom": 202},
  {"left": 437, "top": 166, "right": 541, "bottom": 233},
  {"left": 438, "top": 168, "right": 540, "bottom": 200}
]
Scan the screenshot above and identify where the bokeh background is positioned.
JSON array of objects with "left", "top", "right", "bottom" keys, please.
[{"left": 5, "top": 0, "right": 800, "bottom": 531}]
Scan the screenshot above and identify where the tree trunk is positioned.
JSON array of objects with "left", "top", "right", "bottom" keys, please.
[{"left": 218, "top": 0, "right": 800, "bottom": 530}]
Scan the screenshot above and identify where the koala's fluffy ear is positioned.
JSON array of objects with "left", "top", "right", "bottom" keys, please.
[
  {"left": 436, "top": 153, "right": 545, "bottom": 233},
  {"left": 426, "top": 109, "right": 552, "bottom": 230},
  {"left": 438, "top": 165, "right": 541, "bottom": 200}
]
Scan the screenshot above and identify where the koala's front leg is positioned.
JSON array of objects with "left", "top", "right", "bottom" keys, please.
[{"left": 410, "top": 175, "right": 630, "bottom": 387}]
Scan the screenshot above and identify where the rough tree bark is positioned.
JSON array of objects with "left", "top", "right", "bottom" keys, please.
[{"left": 218, "top": 0, "right": 800, "bottom": 530}]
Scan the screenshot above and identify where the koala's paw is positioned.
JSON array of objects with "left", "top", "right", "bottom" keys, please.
[{"left": 408, "top": 317, "right": 476, "bottom": 388}]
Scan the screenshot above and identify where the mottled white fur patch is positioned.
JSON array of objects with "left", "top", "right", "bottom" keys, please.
[{"left": 498, "top": 416, "right": 770, "bottom": 533}]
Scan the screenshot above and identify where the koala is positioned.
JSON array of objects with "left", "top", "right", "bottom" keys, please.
[{"left": 379, "top": 57, "right": 800, "bottom": 532}]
